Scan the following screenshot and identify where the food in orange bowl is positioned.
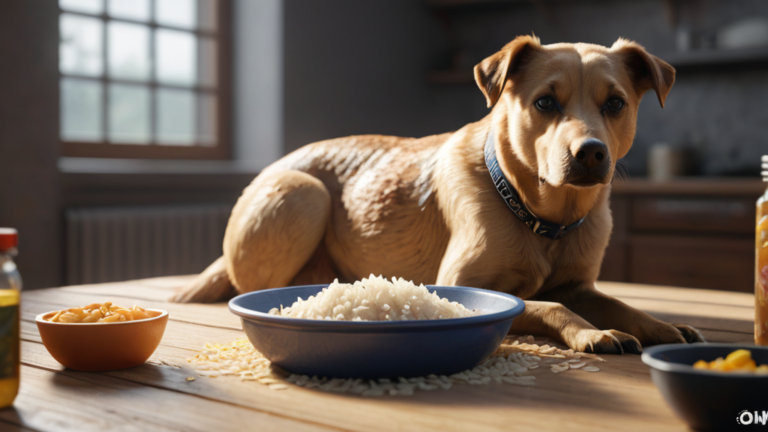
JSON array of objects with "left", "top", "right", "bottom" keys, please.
[{"left": 35, "top": 302, "right": 168, "bottom": 371}]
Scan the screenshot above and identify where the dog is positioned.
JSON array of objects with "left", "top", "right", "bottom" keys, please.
[{"left": 172, "top": 35, "right": 704, "bottom": 353}]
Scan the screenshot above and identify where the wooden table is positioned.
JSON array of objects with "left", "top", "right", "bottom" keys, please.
[{"left": 0, "top": 277, "right": 756, "bottom": 432}]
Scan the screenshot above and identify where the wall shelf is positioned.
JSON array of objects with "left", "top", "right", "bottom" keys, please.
[
  {"left": 666, "top": 47, "right": 768, "bottom": 70},
  {"left": 425, "top": 0, "right": 528, "bottom": 7},
  {"left": 427, "top": 46, "right": 768, "bottom": 85}
]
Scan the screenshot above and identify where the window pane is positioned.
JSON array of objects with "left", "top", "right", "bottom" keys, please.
[
  {"left": 108, "top": 84, "right": 150, "bottom": 144},
  {"left": 155, "top": 0, "right": 196, "bottom": 29},
  {"left": 198, "top": 93, "right": 217, "bottom": 146},
  {"left": 198, "top": 0, "right": 218, "bottom": 31},
  {"left": 156, "top": 30, "right": 196, "bottom": 85},
  {"left": 107, "top": 0, "right": 150, "bottom": 21},
  {"left": 157, "top": 89, "right": 195, "bottom": 145},
  {"left": 61, "top": 78, "right": 103, "bottom": 141},
  {"left": 198, "top": 37, "right": 217, "bottom": 88},
  {"left": 60, "top": 14, "right": 103, "bottom": 76},
  {"left": 108, "top": 22, "right": 150, "bottom": 81},
  {"left": 60, "top": 0, "right": 103, "bottom": 14}
]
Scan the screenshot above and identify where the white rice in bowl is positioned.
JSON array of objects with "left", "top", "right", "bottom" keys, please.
[{"left": 267, "top": 275, "right": 480, "bottom": 321}]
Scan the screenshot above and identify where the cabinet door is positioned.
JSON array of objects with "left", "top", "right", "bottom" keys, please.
[
  {"left": 628, "top": 235, "right": 754, "bottom": 292},
  {"left": 599, "top": 196, "right": 629, "bottom": 282}
]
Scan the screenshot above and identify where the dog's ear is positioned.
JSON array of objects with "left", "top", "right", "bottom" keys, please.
[
  {"left": 474, "top": 35, "right": 541, "bottom": 108},
  {"left": 612, "top": 38, "right": 675, "bottom": 108}
]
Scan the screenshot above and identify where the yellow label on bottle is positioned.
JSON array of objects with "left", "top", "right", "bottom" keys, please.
[{"left": 0, "top": 290, "right": 19, "bottom": 308}]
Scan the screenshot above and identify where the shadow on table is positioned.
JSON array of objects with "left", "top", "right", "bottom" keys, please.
[
  {"left": 648, "top": 312, "right": 754, "bottom": 340},
  {"left": 295, "top": 314, "right": 755, "bottom": 417},
  {"left": 0, "top": 406, "right": 24, "bottom": 428},
  {"left": 293, "top": 362, "right": 658, "bottom": 418}
]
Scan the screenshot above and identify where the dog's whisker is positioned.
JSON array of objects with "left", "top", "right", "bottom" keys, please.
[{"left": 613, "top": 159, "right": 630, "bottom": 183}]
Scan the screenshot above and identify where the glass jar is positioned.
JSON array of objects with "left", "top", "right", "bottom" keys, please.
[
  {"left": 0, "top": 228, "right": 21, "bottom": 408},
  {"left": 756, "top": 156, "right": 768, "bottom": 345}
]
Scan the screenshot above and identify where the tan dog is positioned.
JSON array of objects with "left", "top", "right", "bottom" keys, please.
[{"left": 173, "top": 36, "right": 704, "bottom": 353}]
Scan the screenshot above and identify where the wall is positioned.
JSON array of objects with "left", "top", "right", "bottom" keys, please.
[
  {"left": 282, "top": 0, "right": 489, "bottom": 154},
  {"left": 0, "top": 1, "right": 62, "bottom": 289},
  {"left": 233, "top": 0, "right": 284, "bottom": 168}
]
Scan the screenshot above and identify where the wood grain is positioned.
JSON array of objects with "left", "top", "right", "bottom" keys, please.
[{"left": 10, "top": 277, "right": 761, "bottom": 431}]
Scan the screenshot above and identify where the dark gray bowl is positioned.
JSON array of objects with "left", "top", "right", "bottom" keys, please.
[
  {"left": 229, "top": 284, "right": 525, "bottom": 379},
  {"left": 642, "top": 343, "right": 768, "bottom": 431}
]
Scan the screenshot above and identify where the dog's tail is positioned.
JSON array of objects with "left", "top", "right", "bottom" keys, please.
[{"left": 170, "top": 256, "right": 236, "bottom": 303}]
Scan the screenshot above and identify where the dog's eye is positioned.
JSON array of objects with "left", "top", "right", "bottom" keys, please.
[
  {"left": 535, "top": 96, "right": 557, "bottom": 112},
  {"left": 604, "top": 97, "right": 625, "bottom": 112}
]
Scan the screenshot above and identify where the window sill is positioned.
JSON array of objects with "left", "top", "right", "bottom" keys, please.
[
  {"left": 59, "top": 158, "right": 264, "bottom": 207},
  {"left": 58, "top": 157, "right": 268, "bottom": 175}
]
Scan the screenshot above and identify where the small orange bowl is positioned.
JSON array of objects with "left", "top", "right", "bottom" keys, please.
[{"left": 35, "top": 309, "right": 168, "bottom": 371}]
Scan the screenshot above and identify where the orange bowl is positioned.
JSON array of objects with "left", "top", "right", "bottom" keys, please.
[{"left": 35, "top": 309, "right": 168, "bottom": 371}]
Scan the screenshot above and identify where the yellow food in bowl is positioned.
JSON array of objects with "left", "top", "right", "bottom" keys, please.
[
  {"left": 692, "top": 349, "right": 768, "bottom": 373},
  {"left": 36, "top": 306, "right": 168, "bottom": 371},
  {"left": 46, "top": 302, "right": 159, "bottom": 323}
]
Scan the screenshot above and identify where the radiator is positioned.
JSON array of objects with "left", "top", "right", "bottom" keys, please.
[{"left": 65, "top": 204, "right": 232, "bottom": 285}]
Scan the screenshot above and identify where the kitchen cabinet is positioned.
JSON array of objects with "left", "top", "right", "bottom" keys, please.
[{"left": 600, "top": 179, "right": 764, "bottom": 292}]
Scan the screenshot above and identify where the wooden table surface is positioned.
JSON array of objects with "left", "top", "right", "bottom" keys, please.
[{"left": 0, "top": 277, "right": 756, "bottom": 432}]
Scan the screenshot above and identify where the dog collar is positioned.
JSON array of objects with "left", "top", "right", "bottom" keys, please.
[{"left": 484, "top": 129, "right": 586, "bottom": 240}]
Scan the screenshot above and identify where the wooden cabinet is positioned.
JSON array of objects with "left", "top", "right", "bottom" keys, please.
[{"left": 600, "top": 179, "right": 764, "bottom": 292}]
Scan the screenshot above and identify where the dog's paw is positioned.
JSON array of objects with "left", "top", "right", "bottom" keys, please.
[
  {"left": 570, "top": 329, "right": 642, "bottom": 355},
  {"left": 638, "top": 321, "right": 689, "bottom": 346},
  {"left": 674, "top": 324, "right": 706, "bottom": 343}
]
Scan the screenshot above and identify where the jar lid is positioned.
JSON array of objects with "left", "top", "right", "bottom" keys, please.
[
  {"left": 0, "top": 228, "right": 18, "bottom": 251},
  {"left": 763, "top": 155, "right": 768, "bottom": 182}
]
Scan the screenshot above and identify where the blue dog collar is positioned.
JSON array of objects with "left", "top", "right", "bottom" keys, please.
[{"left": 483, "top": 129, "right": 586, "bottom": 240}]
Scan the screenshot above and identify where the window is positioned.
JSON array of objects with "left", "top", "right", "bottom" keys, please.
[{"left": 59, "top": 0, "right": 230, "bottom": 159}]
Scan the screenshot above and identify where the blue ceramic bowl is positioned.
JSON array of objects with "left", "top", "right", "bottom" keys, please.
[
  {"left": 642, "top": 343, "right": 768, "bottom": 431},
  {"left": 229, "top": 284, "right": 525, "bottom": 379}
]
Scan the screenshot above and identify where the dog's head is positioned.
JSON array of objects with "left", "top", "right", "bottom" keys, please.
[{"left": 475, "top": 36, "right": 674, "bottom": 188}]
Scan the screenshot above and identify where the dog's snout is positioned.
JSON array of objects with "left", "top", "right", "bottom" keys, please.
[{"left": 574, "top": 139, "right": 608, "bottom": 169}]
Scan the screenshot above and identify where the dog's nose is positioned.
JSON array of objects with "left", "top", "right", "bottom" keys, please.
[{"left": 574, "top": 139, "right": 608, "bottom": 169}]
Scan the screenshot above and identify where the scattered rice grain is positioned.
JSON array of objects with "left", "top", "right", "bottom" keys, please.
[{"left": 188, "top": 333, "right": 606, "bottom": 395}]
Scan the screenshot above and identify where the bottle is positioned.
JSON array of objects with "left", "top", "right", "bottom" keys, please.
[
  {"left": 0, "top": 228, "right": 21, "bottom": 407},
  {"left": 757, "top": 156, "right": 768, "bottom": 345}
]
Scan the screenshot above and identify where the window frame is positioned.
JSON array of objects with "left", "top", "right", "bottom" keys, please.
[{"left": 59, "top": 0, "right": 232, "bottom": 160}]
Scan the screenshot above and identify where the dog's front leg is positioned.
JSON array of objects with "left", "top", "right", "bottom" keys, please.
[
  {"left": 537, "top": 285, "right": 705, "bottom": 347},
  {"left": 435, "top": 237, "right": 640, "bottom": 354},
  {"left": 507, "top": 300, "right": 643, "bottom": 354}
]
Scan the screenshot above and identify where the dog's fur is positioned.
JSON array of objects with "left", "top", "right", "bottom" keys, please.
[{"left": 172, "top": 36, "right": 704, "bottom": 353}]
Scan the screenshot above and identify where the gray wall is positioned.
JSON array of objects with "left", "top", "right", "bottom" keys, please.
[
  {"left": 0, "top": 1, "right": 62, "bottom": 289},
  {"left": 282, "top": 0, "right": 488, "bottom": 154},
  {"left": 233, "top": 0, "right": 283, "bottom": 168}
]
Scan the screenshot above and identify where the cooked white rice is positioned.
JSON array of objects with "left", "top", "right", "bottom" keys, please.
[{"left": 268, "top": 275, "right": 479, "bottom": 321}]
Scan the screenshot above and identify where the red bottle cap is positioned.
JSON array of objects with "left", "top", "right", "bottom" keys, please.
[{"left": 0, "top": 228, "right": 18, "bottom": 252}]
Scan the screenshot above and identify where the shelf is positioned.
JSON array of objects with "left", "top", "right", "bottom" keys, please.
[
  {"left": 611, "top": 177, "right": 765, "bottom": 196},
  {"left": 427, "top": 46, "right": 768, "bottom": 85},
  {"left": 425, "top": 0, "right": 528, "bottom": 7},
  {"left": 666, "top": 47, "right": 768, "bottom": 70}
]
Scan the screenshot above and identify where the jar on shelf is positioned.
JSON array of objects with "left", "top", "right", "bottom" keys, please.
[{"left": 756, "top": 156, "right": 768, "bottom": 345}]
